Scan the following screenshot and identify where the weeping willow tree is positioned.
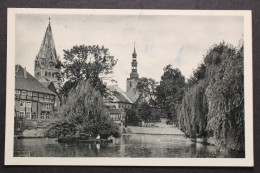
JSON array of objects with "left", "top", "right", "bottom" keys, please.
[
  {"left": 205, "top": 44, "right": 244, "bottom": 151},
  {"left": 177, "top": 42, "right": 244, "bottom": 151},
  {"left": 46, "top": 80, "right": 120, "bottom": 139},
  {"left": 177, "top": 83, "right": 208, "bottom": 139}
]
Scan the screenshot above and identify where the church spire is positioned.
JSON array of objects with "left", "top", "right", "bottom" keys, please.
[
  {"left": 132, "top": 42, "right": 137, "bottom": 57},
  {"left": 35, "top": 18, "right": 58, "bottom": 64},
  {"left": 130, "top": 43, "right": 139, "bottom": 78},
  {"left": 34, "top": 18, "right": 61, "bottom": 90}
]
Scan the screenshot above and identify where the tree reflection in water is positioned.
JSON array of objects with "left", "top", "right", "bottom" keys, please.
[{"left": 13, "top": 134, "right": 244, "bottom": 158}]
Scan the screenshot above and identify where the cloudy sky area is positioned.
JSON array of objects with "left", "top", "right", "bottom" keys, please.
[{"left": 15, "top": 14, "right": 243, "bottom": 91}]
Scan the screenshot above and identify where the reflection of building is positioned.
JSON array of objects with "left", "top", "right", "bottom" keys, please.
[
  {"left": 14, "top": 65, "right": 56, "bottom": 134},
  {"left": 126, "top": 45, "right": 140, "bottom": 102},
  {"left": 34, "top": 19, "right": 61, "bottom": 90}
]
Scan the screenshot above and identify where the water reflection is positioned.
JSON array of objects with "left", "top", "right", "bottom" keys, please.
[{"left": 14, "top": 134, "right": 244, "bottom": 158}]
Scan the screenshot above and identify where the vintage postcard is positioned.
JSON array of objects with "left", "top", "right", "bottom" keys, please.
[{"left": 5, "top": 8, "right": 253, "bottom": 166}]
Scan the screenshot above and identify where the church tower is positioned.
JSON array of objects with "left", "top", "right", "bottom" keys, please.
[
  {"left": 34, "top": 18, "right": 61, "bottom": 89},
  {"left": 126, "top": 44, "right": 140, "bottom": 102}
]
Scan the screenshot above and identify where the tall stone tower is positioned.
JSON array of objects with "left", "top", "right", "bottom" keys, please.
[
  {"left": 34, "top": 18, "right": 61, "bottom": 89},
  {"left": 126, "top": 45, "right": 139, "bottom": 102}
]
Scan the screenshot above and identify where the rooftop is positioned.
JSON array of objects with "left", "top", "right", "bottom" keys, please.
[
  {"left": 106, "top": 85, "right": 133, "bottom": 104},
  {"left": 15, "top": 65, "right": 55, "bottom": 95}
]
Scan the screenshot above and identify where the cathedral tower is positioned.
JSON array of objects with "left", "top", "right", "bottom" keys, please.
[
  {"left": 34, "top": 18, "right": 61, "bottom": 89},
  {"left": 126, "top": 44, "right": 140, "bottom": 102}
]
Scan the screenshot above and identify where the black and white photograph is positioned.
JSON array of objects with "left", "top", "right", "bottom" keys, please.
[{"left": 4, "top": 9, "right": 253, "bottom": 166}]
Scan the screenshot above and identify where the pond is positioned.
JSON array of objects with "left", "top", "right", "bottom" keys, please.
[{"left": 14, "top": 134, "right": 244, "bottom": 158}]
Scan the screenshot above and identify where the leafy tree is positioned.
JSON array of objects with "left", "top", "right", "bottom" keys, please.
[
  {"left": 60, "top": 45, "right": 117, "bottom": 98},
  {"left": 136, "top": 77, "right": 158, "bottom": 106},
  {"left": 138, "top": 102, "right": 152, "bottom": 123},
  {"left": 205, "top": 43, "right": 244, "bottom": 151},
  {"left": 177, "top": 42, "right": 244, "bottom": 151},
  {"left": 46, "top": 80, "right": 120, "bottom": 139},
  {"left": 156, "top": 65, "right": 186, "bottom": 123},
  {"left": 125, "top": 108, "right": 140, "bottom": 126},
  {"left": 187, "top": 63, "right": 206, "bottom": 87}
]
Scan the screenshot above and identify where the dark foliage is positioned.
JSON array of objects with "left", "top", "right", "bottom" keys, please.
[
  {"left": 156, "top": 65, "right": 186, "bottom": 124},
  {"left": 59, "top": 45, "right": 117, "bottom": 98},
  {"left": 45, "top": 80, "right": 120, "bottom": 139},
  {"left": 177, "top": 42, "right": 244, "bottom": 151}
]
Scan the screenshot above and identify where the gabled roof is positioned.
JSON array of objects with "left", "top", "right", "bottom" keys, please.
[
  {"left": 15, "top": 65, "right": 55, "bottom": 95},
  {"left": 40, "top": 81, "right": 52, "bottom": 88},
  {"left": 106, "top": 85, "right": 133, "bottom": 104}
]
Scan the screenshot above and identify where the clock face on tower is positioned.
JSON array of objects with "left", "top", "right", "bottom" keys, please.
[
  {"left": 49, "top": 61, "right": 54, "bottom": 68},
  {"left": 40, "top": 58, "right": 46, "bottom": 68}
]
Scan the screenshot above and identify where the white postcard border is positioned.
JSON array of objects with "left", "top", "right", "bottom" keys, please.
[{"left": 5, "top": 8, "right": 253, "bottom": 166}]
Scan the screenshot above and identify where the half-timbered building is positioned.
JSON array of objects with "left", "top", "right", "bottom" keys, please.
[{"left": 15, "top": 65, "right": 56, "bottom": 134}]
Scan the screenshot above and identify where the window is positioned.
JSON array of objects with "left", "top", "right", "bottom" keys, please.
[
  {"left": 111, "top": 114, "right": 120, "bottom": 121},
  {"left": 43, "top": 104, "right": 51, "bottom": 110},
  {"left": 27, "top": 92, "right": 32, "bottom": 96},
  {"left": 26, "top": 101, "right": 31, "bottom": 107},
  {"left": 130, "top": 82, "right": 132, "bottom": 88},
  {"left": 32, "top": 112, "right": 37, "bottom": 119},
  {"left": 45, "top": 114, "right": 49, "bottom": 119},
  {"left": 19, "top": 111, "right": 25, "bottom": 118},
  {"left": 26, "top": 112, "right": 31, "bottom": 119},
  {"left": 40, "top": 112, "right": 45, "bottom": 119},
  {"left": 45, "top": 71, "right": 47, "bottom": 76},
  {"left": 15, "top": 90, "right": 20, "bottom": 95},
  {"left": 21, "top": 91, "right": 26, "bottom": 95},
  {"left": 20, "top": 100, "right": 25, "bottom": 107},
  {"left": 45, "top": 94, "right": 49, "bottom": 98}
]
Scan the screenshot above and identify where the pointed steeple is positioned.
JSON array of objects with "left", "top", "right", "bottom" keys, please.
[
  {"left": 35, "top": 18, "right": 58, "bottom": 64},
  {"left": 132, "top": 46, "right": 137, "bottom": 57},
  {"left": 34, "top": 18, "right": 61, "bottom": 90},
  {"left": 126, "top": 43, "right": 140, "bottom": 102},
  {"left": 130, "top": 43, "right": 139, "bottom": 78}
]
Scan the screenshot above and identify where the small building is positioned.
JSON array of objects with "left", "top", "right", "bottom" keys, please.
[
  {"left": 108, "top": 108, "right": 126, "bottom": 127},
  {"left": 15, "top": 65, "right": 56, "bottom": 134},
  {"left": 104, "top": 84, "right": 133, "bottom": 127},
  {"left": 40, "top": 81, "right": 61, "bottom": 110}
]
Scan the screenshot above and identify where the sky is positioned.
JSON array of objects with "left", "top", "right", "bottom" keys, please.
[{"left": 15, "top": 13, "right": 244, "bottom": 91}]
